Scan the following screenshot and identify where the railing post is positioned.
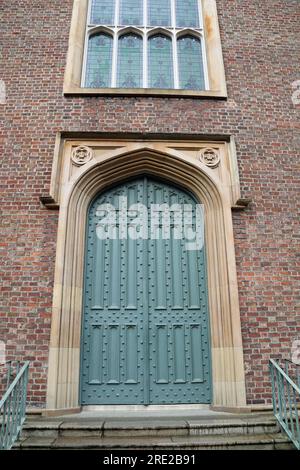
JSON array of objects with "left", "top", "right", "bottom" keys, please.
[
  {"left": 292, "top": 386, "right": 300, "bottom": 446},
  {"left": 6, "top": 361, "right": 12, "bottom": 389},
  {"left": 270, "top": 361, "right": 277, "bottom": 415},
  {"left": 276, "top": 367, "right": 284, "bottom": 422}
]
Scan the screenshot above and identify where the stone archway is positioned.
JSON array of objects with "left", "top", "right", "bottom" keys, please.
[{"left": 46, "top": 143, "right": 247, "bottom": 412}]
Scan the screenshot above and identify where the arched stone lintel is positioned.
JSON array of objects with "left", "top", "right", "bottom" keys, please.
[{"left": 46, "top": 148, "right": 246, "bottom": 410}]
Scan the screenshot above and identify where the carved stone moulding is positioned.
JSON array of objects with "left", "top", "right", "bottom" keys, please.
[
  {"left": 198, "top": 147, "right": 220, "bottom": 168},
  {"left": 71, "top": 145, "right": 93, "bottom": 166}
]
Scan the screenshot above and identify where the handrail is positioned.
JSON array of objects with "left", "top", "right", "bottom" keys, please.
[
  {"left": 269, "top": 358, "right": 300, "bottom": 450},
  {"left": 0, "top": 361, "right": 29, "bottom": 450}
]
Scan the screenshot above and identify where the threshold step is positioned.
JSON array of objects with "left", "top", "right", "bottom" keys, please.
[
  {"left": 15, "top": 433, "right": 293, "bottom": 450},
  {"left": 21, "top": 415, "right": 279, "bottom": 439}
]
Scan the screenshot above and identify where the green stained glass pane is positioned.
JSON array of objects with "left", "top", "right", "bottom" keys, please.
[
  {"left": 148, "top": 35, "right": 174, "bottom": 89},
  {"left": 90, "top": 0, "right": 115, "bottom": 25},
  {"left": 148, "top": 0, "right": 171, "bottom": 27},
  {"left": 178, "top": 36, "right": 204, "bottom": 90},
  {"left": 120, "top": 0, "right": 143, "bottom": 25},
  {"left": 85, "top": 34, "right": 113, "bottom": 88},
  {"left": 117, "top": 34, "right": 143, "bottom": 88},
  {"left": 175, "top": 0, "right": 200, "bottom": 28}
]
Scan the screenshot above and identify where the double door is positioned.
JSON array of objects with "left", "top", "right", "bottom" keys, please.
[{"left": 80, "top": 177, "right": 211, "bottom": 405}]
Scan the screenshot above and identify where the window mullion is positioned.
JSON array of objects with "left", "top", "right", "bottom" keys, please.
[
  {"left": 111, "top": 0, "right": 119, "bottom": 87},
  {"left": 198, "top": 0, "right": 204, "bottom": 30},
  {"left": 87, "top": 0, "right": 93, "bottom": 24},
  {"left": 144, "top": 0, "right": 147, "bottom": 27},
  {"left": 143, "top": 33, "right": 148, "bottom": 88},
  {"left": 111, "top": 32, "right": 118, "bottom": 87},
  {"left": 171, "top": 0, "right": 176, "bottom": 28},
  {"left": 173, "top": 32, "right": 179, "bottom": 89},
  {"left": 143, "top": 0, "right": 147, "bottom": 87},
  {"left": 115, "top": 0, "right": 119, "bottom": 25}
]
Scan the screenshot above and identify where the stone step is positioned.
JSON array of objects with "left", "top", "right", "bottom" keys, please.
[
  {"left": 16, "top": 412, "right": 294, "bottom": 450},
  {"left": 20, "top": 415, "right": 279, "bottom": 439},
  {"left": 15, "top": 432, "right": 293, "bottom": 450}
]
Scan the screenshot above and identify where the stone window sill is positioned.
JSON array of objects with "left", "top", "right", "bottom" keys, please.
[{"left": 63, "top": 86, "right": 227, "bottom": 98}]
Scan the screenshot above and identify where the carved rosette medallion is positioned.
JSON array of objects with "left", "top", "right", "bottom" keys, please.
[
  {"left": 198, "top": 148, "right": 220, "bottom": 168},
  {"left": 71, "top": 146, "right": 93, "bottom": 166}
]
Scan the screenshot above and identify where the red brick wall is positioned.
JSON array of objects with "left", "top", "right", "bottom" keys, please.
[{"left": 1, "top": 0, "right": 299, "bottom": 406}]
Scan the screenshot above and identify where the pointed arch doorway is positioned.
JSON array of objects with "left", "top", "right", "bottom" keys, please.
[
  {"left": 46, "top": 142, "right": 247, "bottom": 412},
  {"left": 80, "top": 176, "right": 212, "bottom": 405}
]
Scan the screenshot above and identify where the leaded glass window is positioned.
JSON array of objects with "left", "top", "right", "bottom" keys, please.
[
  {"left": 90, "top": 0, "right": 115, "bottom": 25},
  {"left": 148, "top": 35, "right": 173, "bottom": 88},
  {"left": 175, "top": 0, "right": 199, "bottom": 28},
  {"left": 85, "top": 33, "right": 113, "bottom": 88},
  {"left": 148, "top": 0, "right": 171, "bottom": 27},
  {"left": 178, "top": 36, "right": 204, "bottom": 90},
  {"left": 84, "top": 0, "right": 207, "bottom": 90},
  {"left": 120, "top": 0, "right": 143, "bottom": 25},
  {"left": 117, "top": 34, "right": 143, "bottom": 88}
]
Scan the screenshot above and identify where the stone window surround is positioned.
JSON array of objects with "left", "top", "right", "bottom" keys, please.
[
  {"left": 64, "top": 0, "right": 227, "bottom": 97},
  {"left": 43, "top": 135, "right": 250, "bottom": 414}
]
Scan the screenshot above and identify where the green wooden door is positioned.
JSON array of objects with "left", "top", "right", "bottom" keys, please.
[{"left": 80, "top": 177, "right": 211, "bottom": 405}]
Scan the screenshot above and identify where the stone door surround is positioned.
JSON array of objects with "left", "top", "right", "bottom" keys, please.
[{"left": 44, "top": 136, "right": 248, "bottom": 413}]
